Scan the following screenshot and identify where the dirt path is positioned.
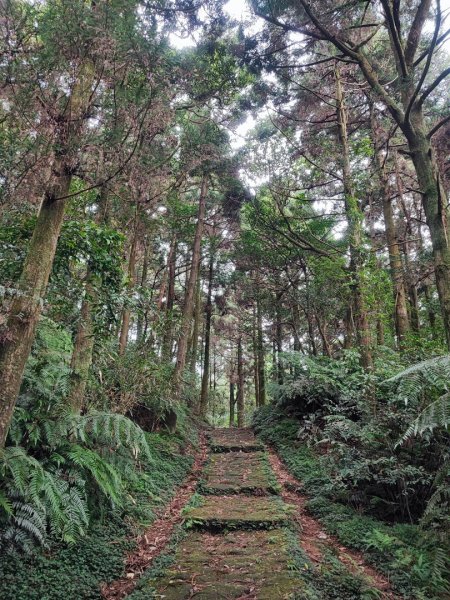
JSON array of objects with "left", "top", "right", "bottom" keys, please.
[
  {"left": 267, "top": 448, "right": 399, "bottom": 599},
  {"left": 103, "top": 428, "right": 399, "bottom": 599}
]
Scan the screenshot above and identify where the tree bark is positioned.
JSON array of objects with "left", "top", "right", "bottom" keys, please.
[
  {"left": 256, "top": 294, "right": 266, "bottom": 406},
  {"left": 136, "top": 237, "right": 150, "bottom": 343},
  {"left": 0, "top": 168, "right": 70, "bottom": 446},
  {"left": 119, "top": 220, "right": 138, "bottom": 355},
  {"left": 189, "top": 265, "right": 202, "bottom": 375},
  {"left": 335, "top": 65, "right": 373, "bottom": 370},
  {"left": 370, "top": 110, "right": 410, "bottom": 349},
  {"left": 229, "top": 380, "right": 236, "bottom": 427},
  {"left": 406, "top": 117, "right": 450, "bottom": 344},
  {"left": 237, "top": 335, "right": 244, "bottom": 427},
  {"left": 161, "top": 237, "right": 177, "bottom": 361},
  {"left": 199, "top": 253, "right": 213, "bottom": 418},
  {"left": 292, "top": 302, "right": 303, "bottom": 354},
  {"left": 68, "top": 280, "right": 96, "bottom": 413},
  {"left": 303, "top": 265, "right": 318, "bottom": 356},
  {"left": 275, "top": 291, "right": 283, "bottom": 384},
  {"left": 252, "top": 303, "right": 260, "bottom": 406},
  {"left": 174, "top": 176, "right": 208, "bottom": 395},
  {"left": 67, "top": 188, "right": 110, "bottom": 412},
  {"left": 316, "top": 314, "right": 332, "bottom": 357}
]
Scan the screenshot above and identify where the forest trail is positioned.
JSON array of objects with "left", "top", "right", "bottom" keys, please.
[{"left": 105, "top": 428, "right": 398, "bottom": 599}]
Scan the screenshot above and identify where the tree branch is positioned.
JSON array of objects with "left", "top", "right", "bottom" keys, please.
[
  {"left": 428, "top": 112, "right": 450, "bottom": 138},
  {"left": 405, "top": 0, "right": 433, "bottom": 66},
  {"left": 418, "top": 66, "right": 450, "bottom": 107}
]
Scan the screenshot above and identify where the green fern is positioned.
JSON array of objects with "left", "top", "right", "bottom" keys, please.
[
  {"left": 390, "top": 359, "right": 450, "bottom": 538},
  {"left": 0, "top": 490, "right": 13, "bottom": 515},
  {"left": 0, "top": 447, "right": 89, "bottom": 550},
  {"left": 421, "top": 461, "right": 450, "bottom": 531},
  {"left": 3, "top": 500, "right": 47, "bottom": 552},
  {"left": 398, "top": 394, "right": 450, "bottom": 445},
  {"left": 384, "top": 355, "right": 450, "bottom": 406},
  {"left": 67, "top": 445, "right": 123, "bottom": 506},
  {"left": 43, "top": 411, "right": 152, "bottom": 460}
]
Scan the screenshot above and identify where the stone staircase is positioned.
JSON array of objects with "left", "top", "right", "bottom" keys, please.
[{"left": 146, "top": 428, "right": 303, "bottom": 599}]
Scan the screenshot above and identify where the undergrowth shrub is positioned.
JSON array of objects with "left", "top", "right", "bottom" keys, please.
[
  {"left": 0, "top": 318, "right": 196, "bottom": 554},
  {"left": 253, "top": 350, "right": 450, "bottom": 599}
]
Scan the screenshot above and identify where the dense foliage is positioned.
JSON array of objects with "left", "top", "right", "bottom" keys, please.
[{"left": 0, "top": 0, "right": 449, "bottom": 597}]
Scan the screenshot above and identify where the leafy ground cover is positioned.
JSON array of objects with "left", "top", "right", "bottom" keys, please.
[
  {"left": 254, "top": 411, "right": 449, "bottom": 600},
  {"left": 0, "top": 430, "right": 197, "bottom": 600}
]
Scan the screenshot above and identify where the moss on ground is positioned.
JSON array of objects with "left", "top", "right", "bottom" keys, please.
[
  {"left": 209, "top": 428, "right": 264, "bottom": 452},
  {"left": 184, "top": 494, "right": 291, "bottom": 530},
  {"left": 200, "top": 451, "right": 280, "bottom": 494},
  {"left": 131, "top": 529, "right": 306, "bottom": 599}
]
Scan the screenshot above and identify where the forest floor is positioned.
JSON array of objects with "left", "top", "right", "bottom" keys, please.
[{"left": 103, "top": 428, "right": 399, "bottom": 599}]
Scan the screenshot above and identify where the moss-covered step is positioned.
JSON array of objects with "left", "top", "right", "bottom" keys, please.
[
  {"left": 184, "top": 494, "right": 290, "bottom": 530},
  {"left": 201, "top": 451, "right": 280, "bottom": 495},
  {"left": 209, "top": 428, "right": 264, "bottom": 452},
  {"left": 145, "top": 529, "right": 305, "bottom": 599}
]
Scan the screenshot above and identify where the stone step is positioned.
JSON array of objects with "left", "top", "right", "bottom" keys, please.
[
  {"left": 144, "top": 529, "right": 304, "bottom": 599},
  {"left": 209, "top": 428, "right": 265, "bottom": 453},
  {"left": 183, "top": 495, "right": 290, "bottom": 530},
  {"left": 201, "top": 451, "right": 280, "bottom": 495}
]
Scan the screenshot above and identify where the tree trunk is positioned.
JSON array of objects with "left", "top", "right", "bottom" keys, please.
[
  {"left": 335, "top": 64, "right": 372, "bottom": 370},
  {"left": 136, "top": 238, "right": 150, "bottom": 343},
  {"left": 256, "top": 295, "right": 266, "bottom": 406},
  {"left": 119, "top": 222, "right": 138, "bottom": 355},
  {"left": 0, "top": 169, "right": 70, "bottom": 446},
  {"left": 343, "top": 306, "right": 354, "bottom": 349},
  {"left": 189, "top": 266, "right": 202, "bottom": 375},
  {"left": 237, "top": 336, "right": 244, "bottom": 427},
  {"left": 403, "top": 109, "right": 450, "bottom": 348},
  {"left": 371, "top": 110, "right": 410, "bottom": 349},
  {"left": 67, "top": 186, "right": 112, "bottom": 413},
  {"left": 68, "top": 280, "right": 96, "bottom": 413},
  {"left": 272, "top": 338, "right": 277, "bottom": 382},
  {"left": 275, "top": 291, "right": 283, "bottom": 384},
  {"left": 292, "top": 302, "right": 303, "bottom": 353},
  {"left": 316, "top": 314, "right": 332, "bottom": 357},
  {"left": 303, "top": 265, "right": 318, "bottom": 356},
  {"left": 161, "top": 237, "right": 177, "bottom": 361},
  {"left": 229, "top": 381, "right": 236, "bottom": 427},
  {"left": 174, "top": 176, "right": 208, "bottom": 394},
  {"left": 0, "top": 55, "right": 96, "bottom": 445},
  {"left": 424, "top": 284, "right": 437, "bottom": 337},
  {"left": 199, "top": 253, "right": 213, "bottom": 418},
  {"left": 252, "top": 304, "right": 260, "bottom": 406},
  {"left": 409, "top": 279, "right": 421, "bottom": 333}
]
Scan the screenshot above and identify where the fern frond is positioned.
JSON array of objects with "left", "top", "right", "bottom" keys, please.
[
  {"left": 397, "top": 394, "right": 450, "bottom": 445},
  {"left": 0, "top": 490, "right": 12, "bottom": 515},
  {"left": 67, "top": 445, "right": 123, "bottom": 506},
  {"left": 44, "top": 411, "right": 151, "bottom": 460},
  {"left": 384, "top": 355, "right": 450, "bottom": 406}
]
